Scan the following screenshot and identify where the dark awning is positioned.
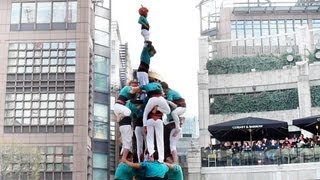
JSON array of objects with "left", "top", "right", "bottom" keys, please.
[
  {"left": 293, "top": 115, "right": 320, "bottom": 135},
  {"left": 208, "top": 116, "right": 288, "bottom": 141}
]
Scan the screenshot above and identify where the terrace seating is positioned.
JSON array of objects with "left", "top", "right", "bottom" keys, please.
[
  {"left": 289, "top": 148, "right": 299, "bottom": 163},
  {"left": 265, "top": 149, "right": 280, "bottom": 164},
  {"left": 314, "top": 147, "right": 320, "bottom": 162},
  {"left": 208, "top": 153, "right": 217, "bottom": 167},
  {"left": 300, "top": 148, "right": 314, "bottom": 163},
  {"left": 201, "top": 142, "right": 320, "bottom": 167},
  {"left": 281, "top": 148, "right": 291, "bottom": 164},
  {"left": 241, "top": 151, "right": 253, "bottom": 165}
]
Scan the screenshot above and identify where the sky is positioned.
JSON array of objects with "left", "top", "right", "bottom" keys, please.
[{"left": 111, "top": 0, "right": 201, "bottom": 116}]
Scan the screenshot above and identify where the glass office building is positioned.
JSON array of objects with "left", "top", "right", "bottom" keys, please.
[{"left": 0, "top": 0, "right": 112, "bottom": 179}]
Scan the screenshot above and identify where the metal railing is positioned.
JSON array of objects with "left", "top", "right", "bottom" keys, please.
[
  {"left": 222, "top": 0, "right": 320, "bottom": 8},
  {"left": 202, "top": 147, "right": 320, "bottom": 167}
]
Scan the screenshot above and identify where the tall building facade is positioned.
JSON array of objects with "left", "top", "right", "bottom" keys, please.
[
  {"left": 110, "top": 20, "right": 133, "bottom": 179},
  {"left": 188, "top": 1, "right": 320, "bottom": 179},
  {"left": 0, "top": 0, "right": 112, "bottom": 179},
  {"left": 197, "top": 0, "right": 320, "bottom": 148}
]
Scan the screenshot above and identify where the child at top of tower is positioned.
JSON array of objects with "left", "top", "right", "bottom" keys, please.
[{"left": 138, "top": 5, "right": 150, "bottom": 42}]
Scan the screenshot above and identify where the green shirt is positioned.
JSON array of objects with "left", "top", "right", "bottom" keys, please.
[
  {"left": 119, "top": 86, "right": 132, "bottom": 98},
  {"left": 114, "top": 162, "right": 133, "bottom": 180},
  {"left": 167, "top": 164, "right": 183, "bottom": 180},
  {"left": 126, "top": 101, "right": 143, "bottom": 118},
  {"left": 138, "top": 16, "right": 149, "bottom": 30},
  {"left": 140, "top": 82, "right": 163, "bottom": 93},
  {"left": 140, "top": 161, "right": 169, "bottom": 178},
  {"left": 166, "top": 89, "right": 182, "bottom": 101}
]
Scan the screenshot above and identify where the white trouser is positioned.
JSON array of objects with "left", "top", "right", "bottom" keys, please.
[
  {"left": 137, "top": 71, "right": 149, "bottom": 86},
  {"left": 169, "top": 127, "right": 181, "bottom": 152},
  {"left": 141, "top": 29, "right": 150, "bottom": 41},
  {"left": 114, "top": 103, "right": 131, "bottom": 121},
  {"left": 146, "top": 119, "right": 164, "bottom": 162},
  {"left": 171, "top": 107, "right": 186, "bottom": 129},
  {"left": 137, "top": 71, "right": 149, "bottom": 100},
  {"left": 119, "top": 125, "right": 133, "bottom": 150},
  {"left": 143, "top": 96, "right": 171, "bottom": 126},
  {"left": 135, "top": 126, "right": 145, "bottom": 162}
]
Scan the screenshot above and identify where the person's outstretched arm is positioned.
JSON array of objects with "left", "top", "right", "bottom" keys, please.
[
  {"left": 164, "top": 162, "right": 175, "bottom": 170},
  {"left": 123, "top": 159, "right": 141, "bottom": 169}
]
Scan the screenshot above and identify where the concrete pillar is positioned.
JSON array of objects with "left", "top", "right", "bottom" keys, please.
[
  {"left": 296, "top": 61, "right": 312, "bottom": 137},
  {"left": 295, "top": 25, "right": 313, "bottom": 138},
  {"left": 198, "top": 37, "right": 211, "bottom": 148},
  {"left": 186, "top": 143, "right": 201, "bottom": 180}
]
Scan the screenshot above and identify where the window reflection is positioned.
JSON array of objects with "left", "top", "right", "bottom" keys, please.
[
  {"left": 6, "top": 41, "right": 77, "bottom": 130},
  {"left": 94, "top": 103, "right": 108, "bottom": 118},
  {"left": 237, "top": 21, "right": 245, "bottom": 46},
  {"left": 230, "top": 19, "right": 314, "bottom": 55},
  {"left": 93, "top": 153, "right": 108, "bottom": 168},
  {"left": 21, "top": 3, "right": 35, "bottom": 23},
  {"left": 245, "top": 21, "right": 253, "bottom": 47},
  {"left": 65, "top": 110, "right": 74, "bottom": 117},
  {"left": 37, "top": 2, "right": 51, "bottom": 23},
  {"left": 68, "top": 2, "right": 77, "bottom": 23},
  {"left": 94, "top": 73, "right": 109, "bottom": 92},
  {"left": 53, "top": 2, "right": 66, "bottom": 23},
  {"left": 6, "top": 102, "right": 15, "bottom": 109},
  {"left": 278, "top": 20, "right": 286, "bottom": 46},
  {"left": 94, "top": 55, "right": 109, "bottom": 75},
  {"left": 93, "top": 122, "right": 108, "bottom": 139},
  {"left": 5, "top": 110, "right": 14, "bottom": 117},
  {"left": 95, "top": 16, "right": 109, "bottom": 32},
  {"left": 95, "top": 30, "right": 110, "bottom": 47},
  {"left": 11, "top": 3, "right": 21, "bottom": 24},
  {"left": 11, "top": 1, "right": 78, "bottom": 30},
  {"left": 312, "top": 19, "right": 320, "bottom": 45}
]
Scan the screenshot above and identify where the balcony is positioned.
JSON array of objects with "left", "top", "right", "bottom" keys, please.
[{"left": 202, "top": 146, "right": 320, "bottom": 167}]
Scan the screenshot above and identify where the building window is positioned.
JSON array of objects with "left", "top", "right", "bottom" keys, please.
[
  {"left": 94, "top": 73, "right": 109, "bottom": 92},
  {"left": 5, "top": 42, "right": 76, "bottom": 133},
  {"left": 93, "top": 103, "right": 109, "bottom": 140},
  {"left": 11, "top": 3, "right": 21, "bottom": 24},
  {"left": 95, "top": 30, "right": 110, "bottom": 47},
  {"left": 1, "top": 145, "right": 73, "bottom": 180},
  {"left": 94, "top": 55, "right": 109, "bottom": 75},
  {"left": 21, "top": 3, "right": 36, "bottom": 23},
  {"left": 312, "top": 19, "right": 320, "bottom": 45},
  {"left": 93, "top": 153, "right": 108, "bottom": 180},
  {"left": 230, "top": 19, "right": 310, "bottom": 55},
  {"left": 39, "top": 146, "right": 73, "bottom": 179},
  {"left": 53, "top": 2, "right": 66, "bottom": 23},
  {"left": 10, "top": 1, "right": 77, "bottom": 31},
  {"left": 37, "top": 2, "right": 51, "bottom": 23},
  {"left": 95, "top": 16, "right": 109, "bottom": 32}
]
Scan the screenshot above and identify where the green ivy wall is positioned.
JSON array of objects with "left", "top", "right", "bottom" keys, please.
[{"left": 207, "top": 54, "right": 320, "bottom": 114}]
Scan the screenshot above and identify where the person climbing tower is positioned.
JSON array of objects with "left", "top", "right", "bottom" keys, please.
[
  {"left": 137, "top": 41, "right": 156, "bottom": 100},
  {"left": 161, "top": 81, "right": 187, "bottom": 163},
  {"left": 140, "top": 80, "right": 171, "bottom": 163},
  {"left": 138, "top": 5, "right": 150, "bottom": 42},
  {"left": 114, "top": 80, "right": 140, "bottom": 161}
]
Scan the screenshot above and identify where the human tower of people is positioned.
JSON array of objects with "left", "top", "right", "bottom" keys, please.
[{"left": 113, "top": 5, "right": 186, "bottom": 180}]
